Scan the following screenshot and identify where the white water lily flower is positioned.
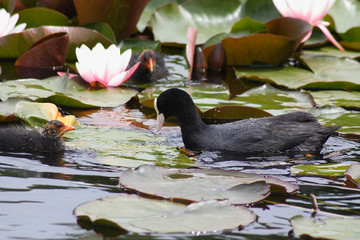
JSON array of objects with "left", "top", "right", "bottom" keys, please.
[
  {"left": 273, "top": 0, "right": 345, "bottom": 51},
  {"left": 0, "top": 8, "right": 26, "bottom": 38},
  {"left": 75, "top": 43, "right": 140, "bottom": 88}
]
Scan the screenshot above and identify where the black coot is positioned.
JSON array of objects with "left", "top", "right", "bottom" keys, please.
[
  {"left": 154, "top": 88, "right": 340, "bottom": 153},
  {"left": 0, "top": 120, "right": 74, "bottom": 154},
  {"left": 127, "top": 49, "right": 168, "bottom": 82}
]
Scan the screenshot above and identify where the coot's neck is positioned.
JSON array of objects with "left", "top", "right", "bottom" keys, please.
[{"left": 176, "top": 101, "right": 206, "bottom": 131}]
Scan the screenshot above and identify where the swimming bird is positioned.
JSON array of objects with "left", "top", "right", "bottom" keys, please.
[
  {"left": 127, "top": 49, "right": 168, "bottom": 82},
  {"left": 154, "top": 88, "right": 340, "bottom": 153},
  {"left": 0, "top": 120, "right": 74, "bottom": 154}
]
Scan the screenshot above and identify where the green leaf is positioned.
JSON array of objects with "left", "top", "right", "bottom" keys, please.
[
  {"left": 0, "top": 0, "right": 15, "bottom": 13},
  {"left": 65, "top": 126, "right": 195, "bottom": 168},
  {"left": 0, "top": 75, "right": 68, "bottom": 102},
  {"left": 120, "top": 165, "right": 271, "bottom": 204},
  {"left": 291, "top": 215, "right": 360, "bottom": 240},
  {"left": 235, "top": 56, "right": 360, "bottom": 90},
  {"left": 149, "top": 0, "right": 244, "bottom": 45},
  {"left": 303, "top": 46, "right": 360, "bottom": 59},
  {"left": 0, "top": 26, "right": 113, "bottom": 60},
  {"left": 17, "top": 8, "right": 69, "bottom": 28},
  {"left": 118, "top": 39, "right": 161, "bottom": 53},
  {"left": 290, "top": 162, "right": 351, "bottom": 177},
  {"left": 0, "top": 75, "right": 138, "bottom": 108},
  {"left": 74, "top": 194, "right": 257, "bottom": 233},
  {"left": 345, "top": 163, "right": 360, "bottom": 184},
  {"left": 82, "top": 22, "right": 117, "bottom": 44},
  {"left": 329, "top": 0, "right": 360, "bottom": 33},
  {"left": 0, "top": 97, "right": 28, "bottom": 122},
  {"left": 310, "top": 90, "right": 360, "bottom": 109}
]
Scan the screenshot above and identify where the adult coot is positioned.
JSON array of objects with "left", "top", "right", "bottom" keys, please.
[
  {"left": 0, "top": 120, "right": 74, "bottom": 154},
  {"left": 127, "top": 49, "right": 168, "bottom": 82},
  {"left": 154, "top": 88, "right": 340, "bottom": 153}
]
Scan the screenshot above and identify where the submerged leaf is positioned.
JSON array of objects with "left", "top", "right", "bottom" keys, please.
[
  {"left": 290, "top": 162, "right": 351, "bottom": 177},
  {"left": 74, "top": 194, "right": 256, "bottom": 233}
]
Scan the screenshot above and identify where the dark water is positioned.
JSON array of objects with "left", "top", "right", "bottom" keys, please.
[{"left": 1, "top": 54, "right": 360, "bottom": 239}]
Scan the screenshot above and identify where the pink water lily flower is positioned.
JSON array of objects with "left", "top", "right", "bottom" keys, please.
[
  {"left": 273, "top": 0, "right": 345, "bottom": 51},
  {"left": 75, "top": 43, "right": 140, "bottom": 88},
  {"left": 0, "top": 8, "right": 26, "bottom": 37}
]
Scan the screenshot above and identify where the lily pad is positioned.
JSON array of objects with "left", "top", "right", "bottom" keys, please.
[
  {"left": 65, "top": 126, "right": 195, "bottom": 168},
  {"left": 74, "top": 194, "right": 256, "bottom": 233},
  {"left": 345, "top": 163, "right": 360, "bottom": 185},
  {"left": 303, "top": 47, "right": 360, "bottom": 60},
  {"left": 329, "top": 0, "right": 360, "bottom": 33},
  {"left": 235, "top": 55, "right": 360, "bottom": 90},
  {"left": 203, "top": 17, "right": 312, "bottom": 66},
  {"left": 290, "top": 162, "right": 351, "bottom": 177},
  {"left": 17, "top": 7, "right": 69, "bottom": 28},
  {"left": 310, "top": 90, "right": 360, "bottom": 109},
  {"left": 118, "top": 39, "right": 161, "bottom": 53},
  {"left": 291, "top": 215, "right": 360, "bottom": 240},
  {"left": 149, "top": 0, "right": 243, "bottom": 45},
  {"left": 0, "top": 26, "right": 113, "bottom": 60},
  {"left": 120, "top": 165, "right": 271, "bottom": 204},
  {"left": 0, "top": 97, "right": 28, "bottom": 122},
  {"left": 0, "top": 75, "right": 139, "bottom": 108}
]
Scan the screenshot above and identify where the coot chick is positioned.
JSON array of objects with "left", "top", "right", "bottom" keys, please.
[
  {"left": 127, "top": 49, "right": 168, "bottom": 82},
  {"left": 0, "top": 120, "right": 74, "bottom": 154},
  {"left": 155, "top": 88, "right": 340, "bottom": 153}
]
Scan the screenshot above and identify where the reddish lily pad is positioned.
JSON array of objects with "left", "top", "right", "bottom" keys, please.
[
  {"left": 345, "top": 163, "right": 360, "bottom": 185},
  {"left": 74, "top": 0, "right": 150, "bottom": 41},
  {"left": 37, "top": 0, "right": 76, "bottom": 18},
  {"left": 0, "top": 26, "right": 113, "bottom": 60},
  {"left": 120, "top": 165, "right": 271, "bottom": 204},
  {"left": 74, "top": 194, "right": 257, "bottom": 233},
  {"left": 15, "top": 32, "right": 68, "bottom": 71},
  {"left": 203, "top": 17, "right": 312, "bottom": 66}
]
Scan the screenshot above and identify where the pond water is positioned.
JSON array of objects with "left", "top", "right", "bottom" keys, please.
[{"left": 1, "top": 53, "right": 360, "bottom": 239}]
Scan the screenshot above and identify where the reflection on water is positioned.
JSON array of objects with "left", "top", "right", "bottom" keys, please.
[{"left": 1, "top": 54, "right": 360, "bottom": 239}]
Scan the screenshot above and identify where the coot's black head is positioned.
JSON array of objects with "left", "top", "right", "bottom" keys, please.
[
  {"left": 43, "top": 120, "right": 75, "bottom": 138},
  {"left": 139, "top": 49, "right": 156, "bottom": 72},
  {"left": 154, "top": 88, "right": 197, "bottom": 132}
]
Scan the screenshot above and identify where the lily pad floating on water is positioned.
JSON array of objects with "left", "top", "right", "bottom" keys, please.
[
  {"left": 0, "top": 75, "right": 139, "bottom": 108},
  {"left": 290, "top": 215, "right": 360, "bottom": 240},
  {"left": 119, "top": 165, "right": 298, "bottom": 204},
  {"left": 74, "top": 194, "right": 257, "bottom": 233},
  {"left": 235, "top": 55, "right": 360, "bottom": 91}
]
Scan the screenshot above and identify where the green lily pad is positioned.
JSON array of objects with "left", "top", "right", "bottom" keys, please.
[
  {"left": 345, "top": 163, "right": 360, "bottom": 185},
  {"left": 65, "top": 126, "right": 195, "bottom": 168},
  {"left": 290, "top": 162, "right": 351, "bottom": 177},
  {"left": 74, "top": 194, "right": 256, "bottom": 233},
  {"left": 310, "top": 90, "right": 360, "bottom": 109},
  {"left": 118, "top": 39, "right": 161, "bottom": 53},
  {"left": 82, "top": 23, "right": 117, "bottom": 44},
  {"left": 329, "top": 0, "right": 360, "bottom": 33},
  {"left": 309, "top": 106, "right": 360, "bottom": 134},
  {"left": 0, "top": 75, "right": 139, "bottom": 108},
  {"left": 0, "top": 97, "right": 28, "bottom": 122},
  {"left": 291, "top": 215, "right": 360, "bottom": 240},
  {"left": 149, "top": 0, "right": 243, "bottom": 45},
  {"left": 303, "top": 47, "right": 360, "bottom": 59},
  {"left": 235, "top": 56, "right": 360, "bottom": 90},
  {"left": 120, "top": 165, "right": 271, "bottom": 204},
  {"left": 0, "top": 26, "right": 113, "bottom": 60},
  {"left": 17, "top": 7, "right": 69, "bottom": 28}
]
